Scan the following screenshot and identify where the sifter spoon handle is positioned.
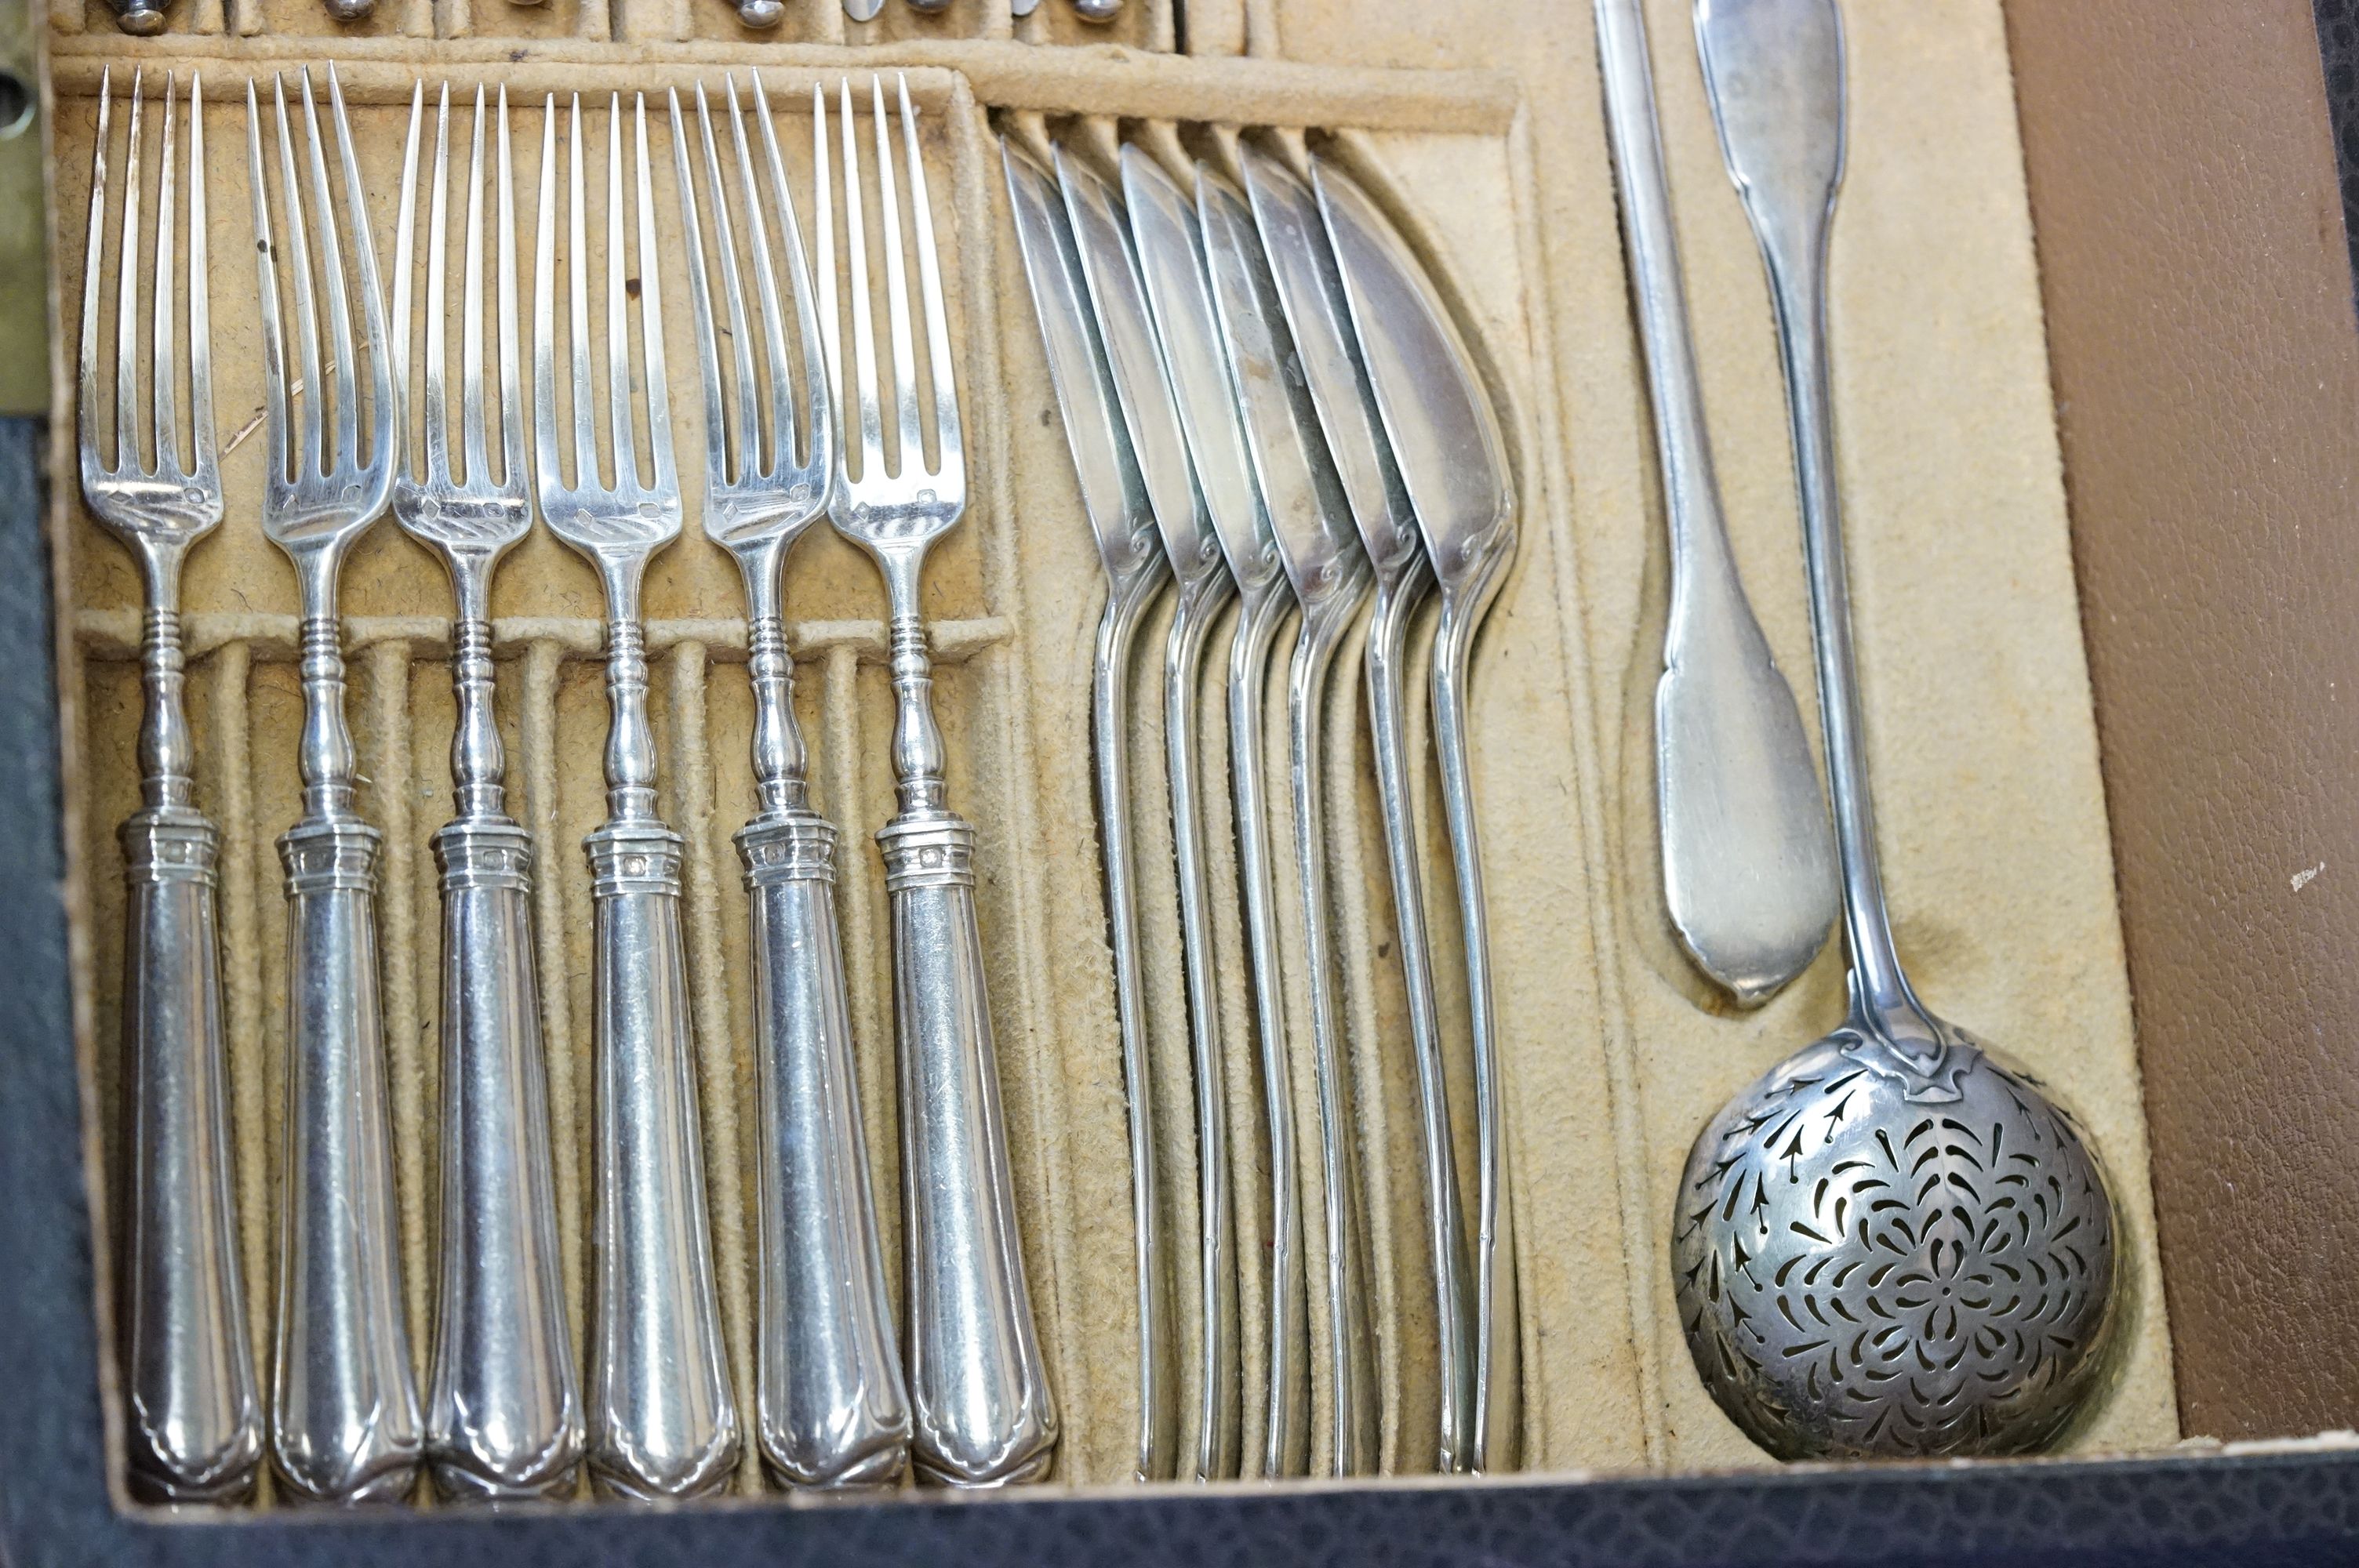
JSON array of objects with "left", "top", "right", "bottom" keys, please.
[{"left": 1696, "top": 0, "right": 1925, "bottom": 1038}]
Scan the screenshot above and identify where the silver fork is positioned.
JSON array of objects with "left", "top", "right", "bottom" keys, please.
[
  {"left": 81, "top": 68, "right": 264, "bottom": 1506},
  {"left": 534, "top": 89, "right": 740, "bottom": 1502},
  {"left": 818, "top": 75, "right": 1056, "bottom": 1488},
  {"left": 245, "top": 64, "right": 423, "bottom": 1505},
  {"left": 390, "top": 79, "right": 584, "bottom": 1504},
  {"left": 670, "top": 73, "right": 911, "bottom": 1491}
]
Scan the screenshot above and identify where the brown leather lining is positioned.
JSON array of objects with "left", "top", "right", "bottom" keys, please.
[{"left": 2007, "top": 0, "right": 2359, "bottom": 1439}]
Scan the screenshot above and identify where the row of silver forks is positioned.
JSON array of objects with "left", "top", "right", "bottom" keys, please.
[
  {"left": 1002, "top": 122, "right": 1519, "bottom": 1477},
  {"left": 84, "top": 63, "right": 1053, "bottom": 1504}
]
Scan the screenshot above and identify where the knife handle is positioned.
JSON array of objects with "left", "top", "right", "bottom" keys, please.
[
  {"left": 740, "top": 811, "right": 911, "bottom": 1489},
  {"left": 272, "top": 811, "right": 423, "bottom": 1504},
  {"left": 119, "top": 804, "right": 264, "bottom": 1504},
  {"left": 583, "top": 821, "right": 741, "bottom": 1501}
]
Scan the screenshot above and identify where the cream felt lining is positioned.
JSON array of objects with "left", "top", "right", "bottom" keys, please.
[{"left": 46, "top": 0, "right": 2176, "bottom": 1509}]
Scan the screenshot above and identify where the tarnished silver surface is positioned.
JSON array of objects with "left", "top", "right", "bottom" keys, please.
[
  {"left": 107, "top": 0, "right": 166, "bottom": 34},
  {"left": 1314, "top": 154, "right": 1522, "bottom": 1472},
  {"left": 1595, "top": 0, "right": 1837, "bottom": 1007},
  {"left": 1673, "top": 0, "right": 2117, "bottom": 1460},
  {"left": 1063, "top": 140, "right": 1243, "bottom": 1484},
  {"left": 823, "top": 76, "right": 1056, "bottom": 1489},
  {"left": 534, "top": 90, "right": 740, "bottom": 1501},
  {"left": 1212, "top": 152, "right": 1379, "bottom": 1479},
  {"left": 1136, "top": 151, "right": 1310, "bottom": 1481},
  {"left": 245, "top": 65, "right": 423, "bottom": 1505},
  {"left": 1117, "top": 141, "right": 1251, "bottom": 1487},
  {"left": 1250, "top": 143, "right": 1474, "bottom": 1475},
  {"left": 81, "top": 70, "right": 263, "bottom": 1506},
  {"left": 390, "top": 82, "right": 584, "bottom": 1504},
  {"left": 1000, "top": 134, "right": 1177, "bottom": 1485},
  {"left": 671, "top": 74, "right": 910, "bottom": 1491}
]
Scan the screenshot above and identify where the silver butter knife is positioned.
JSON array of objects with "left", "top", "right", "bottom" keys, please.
[
  {"left": 1133, "top": 150, "right": 1313, "bottom": 1481},
  {"left": 1597, "top": 0, "right": 1837, "bottom": 1006},
  {"left": 1246, "top": 140, "right": 1477, "bottom": 1475},
  {"left": 1001, "top": 133, "right": 1178, "bottom": 1486},
  {"left": 1205, "top": 156, "right": 1380, "bottom": 1479},
  {"left": 1314, "top": 156, "right": 1521, "bottom": 1471},
  {"left": 1059, "top": 140, "right": 1245, "bottom": 1486}
]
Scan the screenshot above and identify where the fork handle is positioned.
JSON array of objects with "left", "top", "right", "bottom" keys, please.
[
  {"left": 425, "top": 815, "right": 584, "bottom": 1501},
  {"left": 583, "top": 821, "right": 742, "bottom": 1501},
  {"left": 741, "top": 812, "right": 911, "bottom": 1488},
  {"left": 273, "top": 814, "right": 424, "bottom": 1504},
  {"left": 879, "top": 616, "right": 1056, "bottom": 1486},
  {"left": 119, "top": 805, "right": 264, "bottom": 1503}
]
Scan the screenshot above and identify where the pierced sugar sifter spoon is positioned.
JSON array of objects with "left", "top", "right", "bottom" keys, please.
[{"left": 1669, "top": 0, "right": 2118, "bottom": 1459}]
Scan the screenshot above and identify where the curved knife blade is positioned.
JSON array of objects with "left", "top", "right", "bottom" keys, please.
[
  {"left": 1242, "top": 143, "right": 1423, "bottom": 586},
  {"left": 1196, "top": 164, "right": 1367, "bottom": 616},
  {"left": 1310, "top": 160, "right": 1514, "bottom": 592},
  {"left": 1056, "top": 144, "right": 1227, "bottom": 591},
  {"left": 1000, "top": 137, "right": 1164, "bottom": 592},
  {"left": 1123, "top": 144, "right": 1287, "bottom": 608}
]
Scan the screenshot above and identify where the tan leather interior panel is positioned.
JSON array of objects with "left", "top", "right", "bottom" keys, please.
[{"left": 2007, "top": 0, "right": 2359, "bottom": 1440}]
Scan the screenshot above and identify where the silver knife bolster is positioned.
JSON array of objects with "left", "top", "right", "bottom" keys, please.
[
  {"left": 273, "top": 812, "right": 423, "bottom": 1504},
  {"left": 583, "top": 819, "right": 741, "bottom": 1501},
  {"left": 879, "top": 810, "right": 1060, "bottom": 1487},
  {"left": 425, "top": 815, "right": 583, "bottom": 1501},
  {"left": 737, "top": 810, "right": 912, "bottom": 1489},
  {"left": 119, "top": 806, "right": 264, "bottom": 1504}
]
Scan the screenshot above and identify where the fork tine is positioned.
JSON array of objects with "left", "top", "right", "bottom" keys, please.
[
  {"left": 810, "top": 84, "right": 842, "bottom": 442},
  {"left": 391, "top": 80, "right": 424, "bottom": 481},
  {"left": 533, "top": 95, "right": 562, "bottom": 493},
  {"left": 725, "top": 76, "right": 792, "bottom": 477},
  {"left": 272, "top": 77, "right": 324, "bottom": 477},
  {"left": 568, "top": 96, "right": 597, "bottom": 489},
  {"left": 838, "top": 80, "right": 883, "bottom": 481},
  {"left": 637, "top": 94, "right": 674, "bottom": 491},
  {"left": 326, "top": 64, "right": 395, "bottom": 485},
  {"left": 189, "top": 75, "right": 216, "bottom": 476},
  {"left": 297, "top": 71, "right": 360, "bottom": 471},
  {"left": 463, "top": 85, "right": 492, "bottom": 486},
  {"left": 115, "top": 71, "right": 144, "bottom": 475},
  {"left": 496, "top": 88, "right": 523, "bottom": 490},
  {"left": 154, "top": 74, "right": 180, "bottom": 477},
  {"left": 897, "top": 76, "right": 958, "bottom": 478},
  {"left": 604, "top": 95, "right": 638, "bottom": 490},
  {"left": 423, "top": 84, "right": 453, "bottom": 485},
  {"left": 696, "top": 82, "right": 758, "bottom": 481},
  {"left": 868, "top": 78, "right": 922, "bottom": 480},
  {"left": 751, "top": 71, "right": 830, "bottom": 477},
  {"left": 78, "top": 71, "right": 111, "bottom": 479},
  {"left": 246, "top": 80, "right": 290, "bottom": 484},
  {"left": 669, "top": 86, "right": 729, "bottom": 493}
]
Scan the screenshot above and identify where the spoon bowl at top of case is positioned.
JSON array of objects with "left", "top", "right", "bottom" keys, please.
[{"left": 1670, "top": 0, "right": 2117, "bottom": 1460}]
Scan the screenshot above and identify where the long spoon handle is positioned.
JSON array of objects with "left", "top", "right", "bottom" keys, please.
[
  {"left": 1696, "top": 0, "right": 1923, "bottom": 1030},
  {"left": 1601, "top": 0, "right": 1837, "bottom": 1005}
]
